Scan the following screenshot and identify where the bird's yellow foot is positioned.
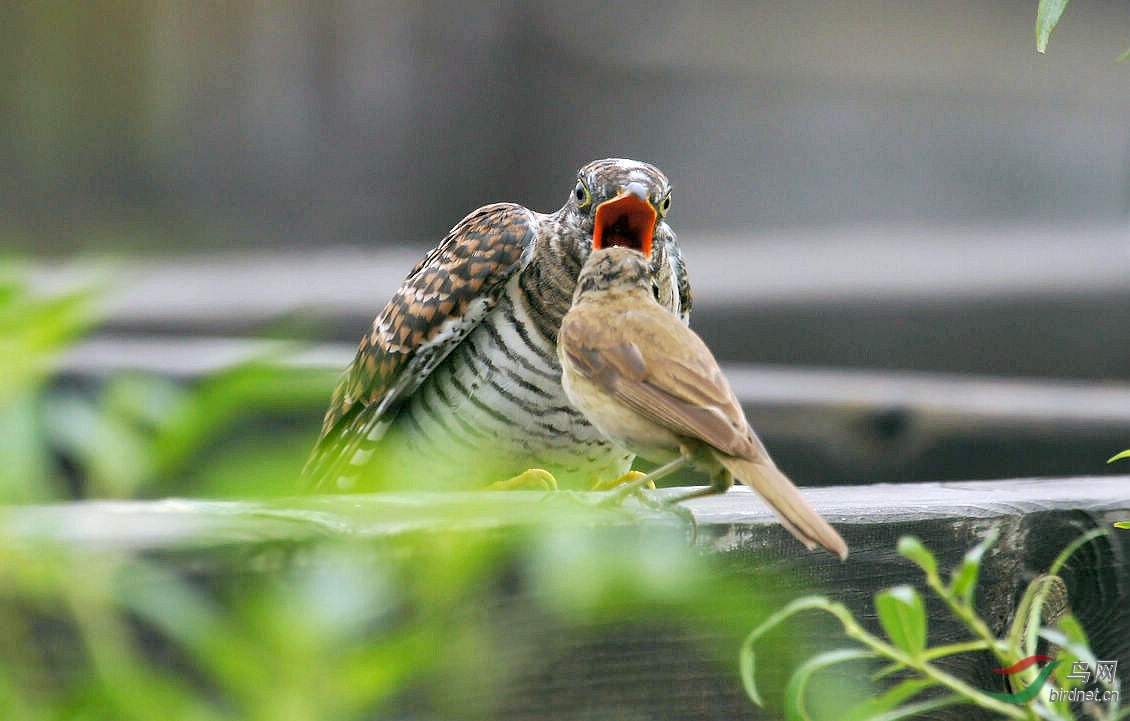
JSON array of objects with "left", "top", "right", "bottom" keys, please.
[
  {"left": 591, "top": 471, "right": 655, "bottom": 492},
  {"left": 485, "top": 468, "right": 559, "bottom": 491}
]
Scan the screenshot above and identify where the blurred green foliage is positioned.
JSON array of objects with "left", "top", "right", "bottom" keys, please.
[
  {"left": 0, "top": 271, "right": 336, "bottom": 501},
  {"left": 0, "top": 515, "right": 842, "bottom": 721},
  {"left": 44, "top": 362, "right": 335, "bottom": 499},
  {"left": 0, "top": 271, "right": 97, "bottom": 501}
]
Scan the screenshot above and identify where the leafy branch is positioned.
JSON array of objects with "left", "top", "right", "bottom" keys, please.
[{"left": 740, "top": 529, "right": 1122, "bottom": 721}]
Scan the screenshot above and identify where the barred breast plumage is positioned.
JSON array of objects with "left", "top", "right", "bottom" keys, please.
[{"left": 302, "top": 159, "right": 692, "bottom": 492}]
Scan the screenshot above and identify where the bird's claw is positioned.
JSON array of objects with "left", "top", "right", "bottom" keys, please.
[
  {"left": 485, "top": 468, "right": 559, "bottom": 491},
  {"left": 590, "top": 470, "right": 655, "bottom": 492}
]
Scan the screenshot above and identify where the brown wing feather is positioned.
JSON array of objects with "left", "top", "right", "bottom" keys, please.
[
  {"left": 563, "top": 304, "right": 759, "bottom": 460},
  {"left": 562, "top": 285, "right": 847, "bottom": 559},
  {"left": 302, "top": 203, "right": 537, "bottom": 490}
]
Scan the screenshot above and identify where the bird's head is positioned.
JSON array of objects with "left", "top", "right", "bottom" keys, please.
[
  {"left": 563, "top": 158, "right": 673, "bottom": 260},
  {"left": 573, "top": 246, "right": 655, "bottom": 303}
]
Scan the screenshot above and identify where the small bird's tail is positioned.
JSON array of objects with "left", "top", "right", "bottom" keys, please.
[{"left": 718, "top": 455, "right": 849, "bottom": 560}]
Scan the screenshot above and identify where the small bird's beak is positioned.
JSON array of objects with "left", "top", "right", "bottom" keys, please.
[{"left": 592, "top": 182, "right": 657, "bottom": 257}]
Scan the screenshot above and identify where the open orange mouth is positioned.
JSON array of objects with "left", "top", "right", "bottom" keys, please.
[{"left": 592, "top": 192, "right": 657, "bottom": 256}]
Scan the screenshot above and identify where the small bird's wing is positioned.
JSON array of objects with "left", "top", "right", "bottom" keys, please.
[
  {"left": 302, "top": 203, "right": 537, "bottom": 491},
  {"left": 560, "top": 306, "right": 756, "bottom": 458}
]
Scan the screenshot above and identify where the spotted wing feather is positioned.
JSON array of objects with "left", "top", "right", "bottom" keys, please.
[{"left": 302, "top": 203, "right": 537, "bottom": 490}]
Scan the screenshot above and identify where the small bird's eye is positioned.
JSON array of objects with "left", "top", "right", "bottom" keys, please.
[
  {"left": 574, "top": 180, "right": 592, "bottom": 209},
  {"left": 658, "top": 192, "right": 672, "bottom": 218}
]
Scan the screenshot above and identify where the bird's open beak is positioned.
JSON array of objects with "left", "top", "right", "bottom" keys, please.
[{"left": 592, "top": 183, "right": 657, "bottom": 257}]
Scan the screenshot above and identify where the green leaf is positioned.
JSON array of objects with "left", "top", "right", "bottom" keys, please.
[
  {"left": 1036, "top": 0, "right": 1070, "bottom": 53},
  {"left": 1041, "top": 617, "right": 1096, "bottom": 687},
  {"left": 949, "top": 529, "right": 997, "bottom": 606},
  {"left": 740, "top": 595, "right": 839, "bottom": 707},
  {"left": 842, "top": 677, "right": 936, "bottom": 721},
  {"left": 0, "top": 280, "right": 98, "bottom": 405},
  {"left": 875, "top": 586, "right": 927, "bottom": 658},
  {"left": 1108, "top": 449, "right": 1130, "bottom": 463},
  {"left": 896, "top": 536, "right": 936, "bottom": 577},
  {"left": 1118, "top": 48, "right": 1130, "bottom": 63},
  {"left": 0, "top": 390, "right": 55, "bottom": 502},
  {"left": 783, "top": 648, "right": 875, "bottom": 721},
  {"left": 1115, "top": 521, "right": 1130, "bottom": 529}
]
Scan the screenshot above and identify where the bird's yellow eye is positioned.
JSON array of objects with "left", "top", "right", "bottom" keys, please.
[
  {"left": 658, "top": 192, "right": 672, "bottom": 218},
  {"left": 574, "top": 179, "right": 592, "bottom": 209}
]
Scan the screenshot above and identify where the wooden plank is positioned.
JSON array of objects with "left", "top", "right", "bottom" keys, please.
[
  {"left": 1, "top": 478, "right": 1127, "bottom": 720},
  {"left": 5, "top": 477, "right": 1127, "bottom": 550}
]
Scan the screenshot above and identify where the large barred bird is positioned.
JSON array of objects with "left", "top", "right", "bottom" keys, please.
[{"left": 302, "top": 159, "right": 692, "bottom": 492}]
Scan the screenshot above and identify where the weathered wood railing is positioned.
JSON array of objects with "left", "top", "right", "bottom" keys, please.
[{"left": 3, "top": 478, "right": 1127, "bottom": 720}]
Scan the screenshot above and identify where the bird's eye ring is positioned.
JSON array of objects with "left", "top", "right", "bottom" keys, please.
[
  {"left": 658, "top": 191, "right": 672, "bottom": 218},
  {"left": 574, "top": 180, "right": 592, "bottom": 209}
]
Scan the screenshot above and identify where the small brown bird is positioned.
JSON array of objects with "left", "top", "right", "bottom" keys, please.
[{"left": 558, "top": 247, "right": 848, "bottom": 559}]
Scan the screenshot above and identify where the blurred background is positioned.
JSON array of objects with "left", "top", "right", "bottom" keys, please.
[
  {"left": 5, "top": 1, "right": 1128, "bottom": 249},
  {"left": 4, "top": 0, "right": 1130, "bottom": 492}
]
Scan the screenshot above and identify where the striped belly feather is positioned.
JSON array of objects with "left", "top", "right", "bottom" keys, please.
[{"left": 393, "top": 279, "right": 633, "bottom": 487}]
